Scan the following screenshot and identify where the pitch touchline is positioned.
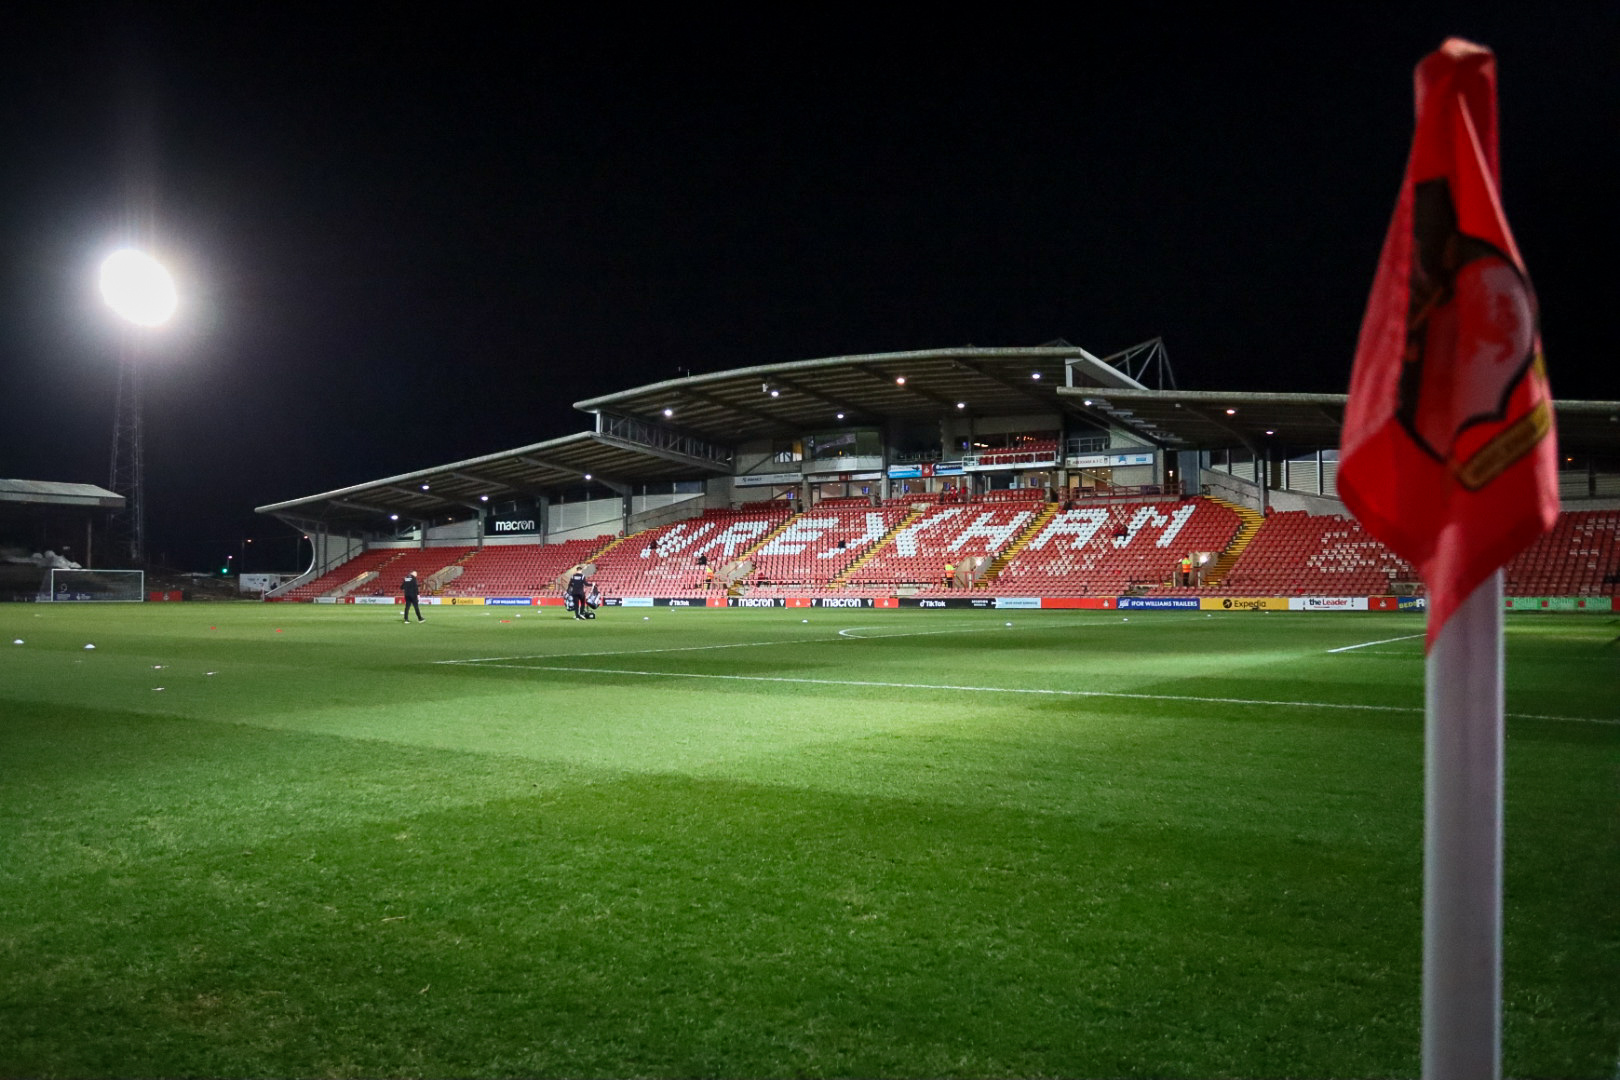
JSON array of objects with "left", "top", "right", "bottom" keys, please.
[
  {"left": 1327, "top": 634, "right": 1425, "bottom": 653},
  {"left": 454, "top": 663, "right": 1616, "bottom": 725}
]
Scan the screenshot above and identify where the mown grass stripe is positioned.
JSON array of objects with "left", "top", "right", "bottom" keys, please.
[{"left": 460, "top": 662, "right": 1619, "bottom": 725}]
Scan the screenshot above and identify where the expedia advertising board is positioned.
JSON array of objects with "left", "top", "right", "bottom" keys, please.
[{"left": 1199, "top": 597, "right": 1290, "bottom": 611}]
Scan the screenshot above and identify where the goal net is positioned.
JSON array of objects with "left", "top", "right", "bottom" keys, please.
[{"left": 47, "top": 569, "right": 146, "bottom": 602}]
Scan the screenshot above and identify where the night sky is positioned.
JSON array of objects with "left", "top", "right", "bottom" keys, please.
[{"left": 3, "top": 5, "right": 1613, "bottom": 570}]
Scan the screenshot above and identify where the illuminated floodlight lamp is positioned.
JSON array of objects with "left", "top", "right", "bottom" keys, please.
[
  {"left": 479, "top": 494, "right": 489, "bottom": 502},
  {"left": 894, "top": 376, "right": 906, "bottom": 385},
  {"left": 1031, "top": 372, "right": 1041, "bottom": 380},
  {"left": 420, "top": 483, "right": 430, "bottom": 491},
  {"left": 99, "top": 249, "right": 177, "bottom": 327},
  {"left": 662, "top": 408, "right": 673, "bottom": 417},
  {"left": 583, "top": 473, "right": 592, "bottom": 481},
  {"left": 389, "top": 513, "right": 399, "bottom": 521},
  {"left": 835, "top": 411, "right": 845, "bottom": 420},
  {"left": 1225, "top": 408, "right": 1237, "bottom": 415},
  {"left": 956, "top": 401, "right": 966, "bottom": 409}
]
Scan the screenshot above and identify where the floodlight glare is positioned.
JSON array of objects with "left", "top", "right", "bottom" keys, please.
[{"left": 99, "top": 249, "right": 177, "bottom": 327}]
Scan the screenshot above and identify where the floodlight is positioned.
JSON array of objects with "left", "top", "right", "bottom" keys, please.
[{"left": 99, "top": 249, "right": 177, "bottom": 327}]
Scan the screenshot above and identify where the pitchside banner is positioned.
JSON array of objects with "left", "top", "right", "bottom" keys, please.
[
  {"left": 485, "top": 597, "right": 533, "bottom": 606},
  {"left": 1288, "top": 597, "right": 1371, "bottom": 611},
  {"left": 1506, "top": 596, "right": 1613, "bottom": 612},
  {"left": 1199, "top": 597, "right": 1290, "bottom": 611},
  {"left": 1118, "top": 597, "right": 1200, "bottom": 610}
]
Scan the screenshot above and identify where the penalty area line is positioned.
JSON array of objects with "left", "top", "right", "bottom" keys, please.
[{"left": 453, "top": 663, "right": 1618, "bottom": 725}]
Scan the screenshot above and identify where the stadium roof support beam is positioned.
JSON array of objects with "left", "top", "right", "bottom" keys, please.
[
  {"left": 663, "top": 387, "right": 789, "bottom": 431},
  {"left": 767, "top": 375, "right": 879, "bottom": 423},
  {"left": 586, "top": 432, "right": 723, "bottom": 475},
  {"left": 1093, "top": 338, "right": 1176, "bottom": 390},
  {"left": 327, "top": 498, "right": 394, "bottom": 517},
  {"left": 590, "top": 415, "right": 734, "bottom": 470},
  {"left": 952, "top": 360, "right": 1063, "bottom": 413},
  {"left": 514, "top": 455, "right": 631, "bottom": 497},
  {"left": 853, "top": 364, "right": 958, "bottom": 409}
]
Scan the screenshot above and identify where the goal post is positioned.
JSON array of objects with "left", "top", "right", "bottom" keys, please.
[{"left": 46, "top": 569, "right": 146, "bottom": 602}]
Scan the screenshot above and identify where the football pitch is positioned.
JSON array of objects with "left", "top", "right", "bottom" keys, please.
[{"left": 2, "top": 603, "right": 1615, "bottom": 1078}]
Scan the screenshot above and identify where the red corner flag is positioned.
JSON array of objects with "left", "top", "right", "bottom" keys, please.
[{"left": 1339, "top": 38, "right": 1558, "bottom": 648}]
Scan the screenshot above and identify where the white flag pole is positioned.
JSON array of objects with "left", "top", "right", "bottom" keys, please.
[{"left": 1422, "top": 567, "right": 1504, "bottom": 1080}]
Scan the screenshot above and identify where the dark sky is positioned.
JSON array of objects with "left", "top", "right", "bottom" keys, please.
[{"left": 3, "top": 5, "right": 1613, "bottom": 570}]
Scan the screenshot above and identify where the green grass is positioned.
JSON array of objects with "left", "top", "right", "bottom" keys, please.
[{"left": 1, "top": 603, "right": 1615, "bottom": 1077}]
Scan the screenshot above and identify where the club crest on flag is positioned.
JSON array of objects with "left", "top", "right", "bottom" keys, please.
[
  {"left": 1338, "top": 37, "right": 1559, "bottom": 647},
  {"left": 1397, "top": 178, "right": 1551, "bottom": 490}
]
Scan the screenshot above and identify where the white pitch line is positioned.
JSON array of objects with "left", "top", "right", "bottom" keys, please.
[
  {"left": 836, "top": 624, "right": 1004, "bottom": 640},
  {"left": 438, "top": 623, "right": 1005, "bottom": 664},
  {"left": 436, "top": 640, "right": 785, "bottom": 665},
  {"left": 451, "top": 662, "right": 1618, "bottom": 725},
  {"left": 1327, "top": 634, "right": 1425, "bottom": 653}
]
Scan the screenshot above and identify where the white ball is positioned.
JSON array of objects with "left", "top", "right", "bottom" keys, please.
[
  {"left": 1122, "top": 618, "right": 1128, "bottom": 622},
  {"left": 84, "top": 643, "right": 96, "bottom": 650},
  {"left": 1004, "top": 622, "right": 1012, "bottom": 627},
  {"left": 802, "top": 619, "right": 809, "bottom": 623},
  {"left": 643, "top": 616, "right": 650, "bottom": 621}
]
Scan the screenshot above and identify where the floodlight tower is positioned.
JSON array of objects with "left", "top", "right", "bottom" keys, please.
[{"left": 100, "top": 248, "right": 177, "bottom": 566}]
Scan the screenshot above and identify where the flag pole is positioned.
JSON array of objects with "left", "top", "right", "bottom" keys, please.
[{"left": 1422, "top": 567, "right": 1503, "bottom": 1080}]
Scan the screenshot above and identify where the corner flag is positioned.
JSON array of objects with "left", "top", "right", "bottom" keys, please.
[{"left": 1338, "top": 38, "right": 1558, "bottom": 646}]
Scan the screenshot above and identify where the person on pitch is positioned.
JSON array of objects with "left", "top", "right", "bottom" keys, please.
[
  {"left": 567, "top": 568, "right": 589, "bottom": 620},
  {"left": 402, "top": 570, "right": 424, "bottom": 623}
]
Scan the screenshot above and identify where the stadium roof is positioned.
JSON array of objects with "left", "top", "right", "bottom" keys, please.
[
  {"left": 255, "top": 430, "right": 731, "bottom": 532},
  {"left": 1061, "top": 388, "right": 1620, "bottom": 454},
  {"left": 258, "top": 343, "right": 1618, "bottom": 534},
  {"left": 0, "top": 478, "right": 125, "bottom": 510},
  {"left": 573, "top": 346, "right": 1148, "bottom": 444}
]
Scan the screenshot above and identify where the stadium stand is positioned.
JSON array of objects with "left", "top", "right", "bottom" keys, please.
[
  {"left": 741, "top": 502, "right": 914, "bottom": 594},
  {"left": 989, "top": 498, "right": 1243, "bottom": 596},
  {"left": 437, "top": 537, "right": 611, "bottom": 598},
  {"left": 845, "top": 503, "right": 1046, "bottom": 591},
  {"left": 281, "top": 547, "right": 412, "bottom": 600},
  {"left": 1504, "top": 508, "right": 1620, "bottom": 596},
  {"left": 1206, "top": 511, "right": 1416, "bottom": 596},
  {"left": 590, "top": 504, "right": 798, "bottom": 597}
]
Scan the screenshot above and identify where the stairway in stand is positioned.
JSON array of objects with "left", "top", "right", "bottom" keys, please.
[
  {"left": 976, "top": 502, "right": 1059, "bottom": 587},
  {"left": 1199, "top": 497, "right": 1266, "bottom": 587},
  {"left": 830, "top": 506, "right": 928, "bottom": 588}
]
